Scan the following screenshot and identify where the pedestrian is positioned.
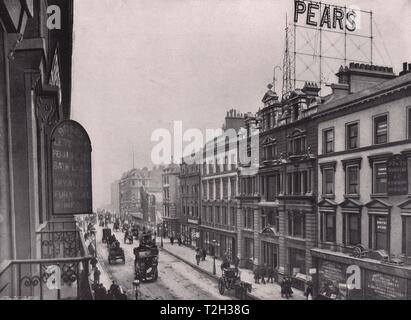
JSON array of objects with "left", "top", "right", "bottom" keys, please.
[
  {"left": 177, "top": 235, "right": 182, "bottom": 246},
  {"left": 96, "top": 283, "right": 108, "bottom": 300},
  {"left": 90, "top": 256, "right": 98, "bottom": 270},
  {"left": 260, "top": 264, "right": 267, "bottom": 285},
  {"left": 253, "top": 266, "right": 260, "bottom": 284},
  {"left": 280, "top": 278, "right": 286, "bottom": 298},
  {"left": 233, "top": 256, "right": 240, "bottom": 269},
  {"left": 267, "top": 265, "right": 274, "bottom": 284},
  {"left": 93, "top": 267, "right": 101, "bottom": 285},
  {"left": 202, "top": 248, "right": 207, "bottom": 261},
  {"left": 285, "top": 277, "right": 293, "bottom": 299},
  {"left": 305, "top": 280, "right": 313, "bottom": 300},
  {"left": 170, "top": 235, "right": 174, "bottom": 245},
  {"left": 195, "top": 249, "right": 201, "bottom": 266},
  {"left": 88, "top": 242, "right": 95, "bottom": 257}
]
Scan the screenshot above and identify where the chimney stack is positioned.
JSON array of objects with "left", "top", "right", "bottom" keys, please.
[{"left": 400, "top": 62, "right": 411, "bottom": 76}]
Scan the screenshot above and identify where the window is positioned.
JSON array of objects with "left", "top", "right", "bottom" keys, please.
[
  {"left": 346, "top": 122, "right": 359, "bottom": 150},
  {"left": 294, "top": 172, "right": 301, "bottom": 195},
  {"left": 243, "top": 209, "right": 254, "bottom": 230},
  {"left": 291, "top": 136, "right": 306, "bottom": 155},
  {"left": 222, "top": 179, "right": 228, "bottom": 199},
  {"left": 264, "top": 144, "right": 277, "bottom": 160},
  {"left": 346, "top": 166, "right": 359, "bottom": 195},
  {"left": 402, "top": 216, "right": 411, "bottom": 257},
  {"left": 370, "top": 215, "right": 389, "bottom": 251},
  {"left": 264, "top": 210, "right": 279, "bottom": 233},
  {"left": 222, "top": 207, "right": 228, "bottom": 225},
  {"left": 287, "top": 173, "right": 293, "bottom": 195},
  {"left": 343, "top": 214, "right": 361, "bottom": 246},
  {"left": 215, "top": 207, "right": 220, "bottom": 224},
  {"left": 202, "top": 182, "right": 207, "bottom": 198},
  {"left": 267, "top": 174, "right": 281, "bottom": 200},
  {"left": 208, "top": 207, "right": 213, "bottom": 223},
  {"left": 288, "top": 211, "right": 305, "bottom": 238},
  {"left": 230, "top": 207, "right": 236, "bottom": 227},
  {"left": 209, "top": 181, "right": 214, "bottom": 199},
  {"left": 323, "top": 169, "right": 335, "bottom": 195},
  {"left": 374, "top": 114, "right": 388, "bottom": 144},
  {"left": 373, "top": 163, "right": 387, "bottom": 194},
  {"left": 323, "top": 128, "right": 334, "bottom": 154},
  {"left": 230, "top": 179, "right": 236, "bottom": 198},
  {"left": 215, "top": 180, "right": 221, "bottom": 200},
  {"left": 289, "top": 248, "right": 306, "bottom": 275},
  {"left": 408, "top": 107, "right": 411, "bottom": 139},
  {"left": 320, "top": 212, "right": 336, "bottom": 243}
]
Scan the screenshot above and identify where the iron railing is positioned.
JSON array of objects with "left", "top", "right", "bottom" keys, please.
[{"left": 0, "top": 221, "right": 93, "bottom": 300}]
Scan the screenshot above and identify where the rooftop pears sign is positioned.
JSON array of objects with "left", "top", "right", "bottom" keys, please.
[
  {"left": 51, "top": 120, "right": 92, "bottom": 215},
  {"left": 294, "top": 0, "right": 358, "bottom": 32}
]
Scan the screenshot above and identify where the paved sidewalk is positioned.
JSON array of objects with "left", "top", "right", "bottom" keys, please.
[{"left": 157, "top": 238, "right": 306, "bottom": 300}]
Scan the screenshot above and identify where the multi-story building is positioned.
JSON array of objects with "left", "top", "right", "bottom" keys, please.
[
  {"left": 119, "top": 168, "right": 151, "bottom": 226},
  {"left": 162, "top": 163, "right": 181, "bottom": 237},
  {"left": 110, "top": 180, "right": 120, "bottom": 215},
  {"left": 237, "top": 82, "right": 321, "bottom": 290},
  {"left": 179, "top": 158, "right": 201, "bottom": 248},
  {"left": 0, "top": 1, "right": 94, "bottom": 300},
  {"left": 199, "top": 110, "right": 243, "bottom": 261},
  {"left": 312, "top": 62, "right": 411, "bottom": 300}
]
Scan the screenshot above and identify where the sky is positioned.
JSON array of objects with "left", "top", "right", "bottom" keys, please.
[{"left": 71, "top": 0, "right": 411, "bottom": 209}]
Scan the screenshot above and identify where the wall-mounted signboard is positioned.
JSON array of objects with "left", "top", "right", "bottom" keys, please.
[
  {"left": 387, "top": 154, "right": 408, "bottom": 196},
  {"left": 51, "top": 120, "right": 92, "bottom": 215}
]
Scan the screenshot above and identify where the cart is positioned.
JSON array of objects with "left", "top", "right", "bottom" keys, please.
[{"left": 108, "top": 247, "right": 125, "bottom": 265}]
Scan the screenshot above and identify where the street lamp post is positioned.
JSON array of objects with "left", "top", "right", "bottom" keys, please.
[
  {"left": 133, "top": 280, "right": 140, "bottom": 300},
  {"left": 212, "top": 239, "right": 217, "bottom": 275},
  {"left": 160, "top": 222, "right": 164, "bottom": 248}
]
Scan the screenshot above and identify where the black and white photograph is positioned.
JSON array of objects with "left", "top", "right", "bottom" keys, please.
[{"left": 0, "top": 0, "right": 411, "bottom": 309}]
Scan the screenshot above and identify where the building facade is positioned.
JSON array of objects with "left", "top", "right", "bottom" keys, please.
[
  {"left": 110, "top": 180, "right": 120, "bottom": 215},
  {"left": 179, "top": 159, "right": 201, "bottom": 248},
  {"left": 236, "top": 83, "right": 321, "bottom": 290},
  {"left": 162, "top": 163, "right": 181, "bottom": 237},
  {"left": 0, "top": 0, "right": 93, "bottom": 300},
  {"left": 119, "top": 168, "right": 150, "bottom": 224},
  {"left": 312, "top": 62, "right": 411, "bottom": 300},
  {"left": 199, "top": 110, "right": 243, "bottom": 261}
]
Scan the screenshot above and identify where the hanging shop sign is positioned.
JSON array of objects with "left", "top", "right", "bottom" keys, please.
[
  {"left": 51, "top": 120, "right": 92, "bottom": 215},
  {"left": 294, "top": 0, "right": 358, "bottom": 32}
]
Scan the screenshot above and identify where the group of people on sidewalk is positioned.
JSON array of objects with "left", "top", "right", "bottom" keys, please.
[
  {"left": 169, "top": 234, "right": 183, "bottom": 246},
  {"left": 195, "top": 248, "right": 208, "bottom": 265},
  {"left": 253, "top": 264, "right": 275, "bottom": 284}
]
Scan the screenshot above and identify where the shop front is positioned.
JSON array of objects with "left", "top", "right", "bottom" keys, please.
[
  {"left": 200, "top": 228, "right": 236, "bottom": 260},
  {"left": 312, "top": 249, "right": 411, "bottom": 300}
]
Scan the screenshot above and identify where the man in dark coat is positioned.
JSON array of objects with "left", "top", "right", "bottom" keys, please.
[
  {"left": 202, "top": 248, "right": 207, "bottom": 261},
  {"left": 170, "top": 235, "right": 174, "bottom": 245},
  {"left": 259, "top": 264, "right": 267, "bottom": 284},
  {"left": 90, "top": 256, "right": 98, "bottom": 270},
  {"left": 267, "top": 265, "right": 275, "bottom": 284},
  {"left": 253, "top": 266, "right": 260, "bottom": 284}
]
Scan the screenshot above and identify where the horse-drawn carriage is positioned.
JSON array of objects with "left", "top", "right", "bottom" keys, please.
[
  {"left": 134, "top": 231, "right": 159, "bottom": 282},
  {"left": 131, "top": 225, "right": 139, "bottom": 239},
  {"left": 102, "top": 228, "right": 111, "bottom": 244},
  {"left": 113, "top": 220, "right": 120, "bottom": 232},
  {"left": 107, "top": 234, "right": 125, "bottom": 265},
  {"left": 108, "top": 246, "right": 125, "bottom": 265},
  {"left": 218, "top": 268, "right": 252, "bottom": 299},
  {"left": 122, "top": 223, "right": 129, "bottom": 233},
  {"left": 124, "top": 230, "right": 134, "bottom": 244}
]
